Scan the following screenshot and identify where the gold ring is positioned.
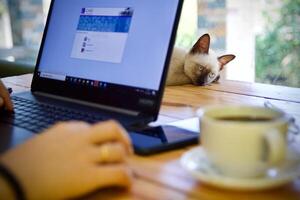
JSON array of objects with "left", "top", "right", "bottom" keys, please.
[{"left": 100, "top": 145, "right": 110, "bottom": 162}]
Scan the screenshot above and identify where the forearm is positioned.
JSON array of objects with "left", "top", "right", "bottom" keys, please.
[{"left": 0, "top": 176, "right": 15, "bottom": 200}]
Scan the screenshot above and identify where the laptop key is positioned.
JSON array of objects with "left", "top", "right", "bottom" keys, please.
[{"left": 6, "top": 96, "right": 105, "bottom": 133}]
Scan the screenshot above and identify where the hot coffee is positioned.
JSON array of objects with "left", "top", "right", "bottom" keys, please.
[
  {"left": 216, "top": 116, "right": 274, "bottom": 122},
  {"left": 199, "top": 105, "right": 288, "bottom": 178}
]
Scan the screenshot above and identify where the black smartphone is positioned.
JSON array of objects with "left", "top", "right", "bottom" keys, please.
[{"left": 129, "top": 121, "right": 199, "bottom": 155}]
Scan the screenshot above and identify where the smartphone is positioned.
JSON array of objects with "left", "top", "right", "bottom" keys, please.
[{"left": 129, "top": 123, "right": 199, "bottom": 155}]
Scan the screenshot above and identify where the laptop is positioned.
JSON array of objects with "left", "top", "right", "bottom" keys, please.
[{"left": 0, "top": 0, "right": 183, "bottom": 154}]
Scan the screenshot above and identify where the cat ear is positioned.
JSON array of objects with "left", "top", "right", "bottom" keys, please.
[
  {"left": 218, "top": 54, "right": 236, "bottom": 71},
  {"left": 190, "top": 34, "right": 210, "bottom": 54}
]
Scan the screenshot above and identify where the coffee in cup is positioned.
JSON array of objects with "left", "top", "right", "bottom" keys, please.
[{"left": 199, "top": 105, "right": 289, "bottom": 178}]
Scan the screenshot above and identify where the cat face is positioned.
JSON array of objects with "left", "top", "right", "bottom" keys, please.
[
  {"left": 184, "top": 34, "right": 235, "bottom": 86},
  {"left": 184, "top": 51, "right": 221, "bottom": 85}
]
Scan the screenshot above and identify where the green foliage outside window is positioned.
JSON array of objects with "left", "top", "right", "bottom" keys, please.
[
  {"left": 256, "top": 0, "right": 300, "bottom": 88},
  {"left": 0, "top": 1, "right": 5, "bottom": 16},
  {"left": 174, "top": 0, "right": 198, "bottom": 50}
]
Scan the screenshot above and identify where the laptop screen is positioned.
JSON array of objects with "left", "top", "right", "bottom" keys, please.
[{"left": 33, "top": 0, "right": 182, "bottom": 117}]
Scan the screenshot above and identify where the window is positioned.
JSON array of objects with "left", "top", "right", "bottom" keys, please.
[
  {"left": 177, "top": 0, "right": 300, "bottom": 88},
  {"left": 0, "top": 0, "right": 299, "bottom": 88},
  {"left": 0, "top": 0, "right": 50, "bottom": 64}
]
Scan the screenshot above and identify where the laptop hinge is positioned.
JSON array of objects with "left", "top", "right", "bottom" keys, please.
[{"left": 34, "top": 92, "right": 140, "bottom": 117}]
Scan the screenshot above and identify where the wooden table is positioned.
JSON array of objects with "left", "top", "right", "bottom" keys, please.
[{"left": 2, "top": 74, "right": 300, "bottom": 200}]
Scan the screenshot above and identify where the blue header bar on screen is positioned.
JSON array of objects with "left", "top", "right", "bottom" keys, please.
[{"left": 77, "top": 15, "right": 132, "bottom": 33}]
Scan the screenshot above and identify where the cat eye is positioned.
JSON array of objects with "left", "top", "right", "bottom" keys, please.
[{"left": 209, "top": 72, "right": 215, "bottom": 78}]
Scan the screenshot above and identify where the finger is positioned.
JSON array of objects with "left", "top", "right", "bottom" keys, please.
[
  {"left": 89, "top": 143, "right": 128, "bottom": 163},
  {"left": 94, "top": 165, "right": 132, "bottom": 188},
  {"left": 51, "top": 121, "right": 90, "bottom": 131},
  {"left": 88, "top": 120, "right": 133, "bottom": 154},
  {"left": 0, "top": 97, "right": 3, "bottom": 108},
  {"left": 0, "top": 81, "right": 14, "bottom": 111},
  {"left": 43, "top": 121, "right": 91, "bottom": 136}
]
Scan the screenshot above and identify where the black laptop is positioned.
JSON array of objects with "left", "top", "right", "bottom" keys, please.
[{"left": 0, "top": 0, "right": 183, "bottom": 154}]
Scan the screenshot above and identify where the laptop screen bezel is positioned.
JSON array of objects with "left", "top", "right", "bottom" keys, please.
[{"left": 31, "top": 0, "right": 183, "bottom": 120}]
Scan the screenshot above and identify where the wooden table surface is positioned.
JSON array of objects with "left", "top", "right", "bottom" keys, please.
[{"left": 2, "top": 74, "right": 300, "bottom": 200}]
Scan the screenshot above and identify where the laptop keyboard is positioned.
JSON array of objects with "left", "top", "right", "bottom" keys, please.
[{"left": 0, "top": 96, "right": 106, "bottom": 133}]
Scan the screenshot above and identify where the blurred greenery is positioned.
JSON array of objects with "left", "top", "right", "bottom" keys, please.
[
  {"left": 174, "top": 0, "right": 198, "bottom": 50},
  {"left": 256, "top": 0, "right": 300, "bottom": 88},
  {"left": 175, "top": 32, "right": 197, "bottom": 50},
  {"left": 0, "top": 1, "right": 4, "bottom": 16}
]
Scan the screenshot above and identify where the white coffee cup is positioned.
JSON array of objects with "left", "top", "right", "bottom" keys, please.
[{"left": 199, "top": 106, "right": 289, "bottom": 178}]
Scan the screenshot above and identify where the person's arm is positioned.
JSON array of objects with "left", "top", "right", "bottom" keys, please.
[
  {"left": 0, "top": 80, "right": 14, "bottom": 111},
  {"left": 0, "top": 81, "right": 15, "bottom": 199},
  {"left": 0, "top": 121, "right": 133, "bottom": 199}
]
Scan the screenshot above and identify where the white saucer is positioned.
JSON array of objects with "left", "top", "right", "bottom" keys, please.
[{"left": 180, "top": 147, "right": 300, "bottom": 191}]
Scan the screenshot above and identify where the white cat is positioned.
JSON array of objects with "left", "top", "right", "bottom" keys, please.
[{"left": 166, "top": 34, "right": 235, "bottom": 86}]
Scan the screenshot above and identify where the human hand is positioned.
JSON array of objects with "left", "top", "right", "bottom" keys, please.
[
  {"left": 0, "top": 120, "right": 133, "bottom": 199},
  {"left": 0, "top": 80, "right": 13, "bottom": 111}
]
